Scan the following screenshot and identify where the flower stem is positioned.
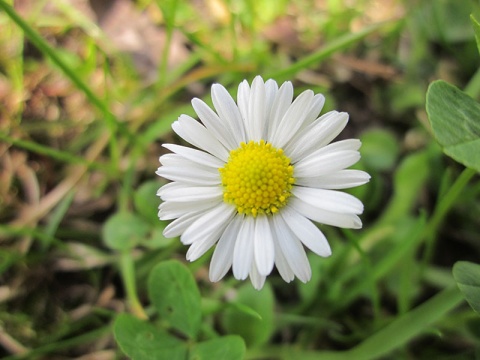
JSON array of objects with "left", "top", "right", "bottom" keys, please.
[{"left": 120, "top": 251, "right": 148, "bottom": 320}]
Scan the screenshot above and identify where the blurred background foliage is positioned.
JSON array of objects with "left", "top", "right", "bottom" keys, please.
[{"left": 0, "top": 0, "right": 480, "bottom": 359}]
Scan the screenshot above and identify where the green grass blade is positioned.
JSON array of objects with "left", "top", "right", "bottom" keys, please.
[
  {"left": 267, "top": 20, "right": 400, "bottom": 80},
  {"left": 0, "top": 132, "right": 107, "bottom": 171},
  {"left": 251, "top": 287, "right": 463, "bottom": 360},
  {"left": 345, "top": 286, "right": 463, "bottom": 359},
  {"left": 43, "top": 191, "right": 75, "bottom": 250},
  {"left": 0, "top": 2, "right": 108, "bottom": 123},
  {"left": 0, "top": 224, "right": 62, "bottom": 248},
  {"left": 0, "top": 1, "right": 135, "bottom": 146}
]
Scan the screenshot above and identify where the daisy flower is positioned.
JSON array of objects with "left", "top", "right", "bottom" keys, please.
[{"left": 156, "top": 76, "right": 370, "bottom": 290}]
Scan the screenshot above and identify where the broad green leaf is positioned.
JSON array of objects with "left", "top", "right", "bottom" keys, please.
[
  {"left": 134, "top": 180, "right": 164, "bottom": 224},
  {"left": 222, "top": 283, "right": 275, "bottom": 347},
  {"left": 190, "top": 336, "right": 246, "bottom": 360},
  {"left": 360, "top": 129, "right": 400, "bottom": 171},
  {"left": 114, "top": 313, "right": 187, "bottom": 360},
  {"left": 471, "top": 15, "right": 480, "bottom": 54},
  {"left": 453, "top": 261, "right": 480, "bottom": 315},
  {"left": 144, "top": 227, "right": 174, "bottom": 249},
  {"left": 148, "top": 260, "right": 201, "bottom": 339},
  {"left": 379, "top": 150, "right": 431, "bottom": 224},
  {"left": 414, "top": 0, "right": 478, "bottom": 43},
  {"left": 102, "top": 212, "right": 150, "bottom": 251},
  {"left": 426, "top": 80, "right": 480, "bottom": 171}
]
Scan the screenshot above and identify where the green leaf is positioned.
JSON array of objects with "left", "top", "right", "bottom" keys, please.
[
  {"left": 148, "top": 260, "right": 201, "bottom": 339},
  {"left": 102, "top": 212, "right": 150, "bottom": 251},
  {"left": 134, "top": 180, "right": 164, "bottom": 224},
  {"left": 426, "top": 80, "right": 480, "bottom": 171},
  {"left": 227, "top": 301, "right": 263, "bottom": 321},
  {"left": 379, "top": 150, "right": 431, "bottom": 224},
  {"left": 114, "top": 313, "right": 187, "bottom": 360},
  {"left": 360, "top": 129, "right": 400, "bottom": 171},
  {"left": 427, "top": 0, "right": 476, "bottom": 42},
  {"left": 453, "top": 261, "right": 480, "bottom": 315},
  {"left": 156, "top": 0, "right": 179, "bottom": 30},
  {"left": 190, "top": 336, "right": 246, "bottom": 360},
  {"left": 471, "top": 15, "right": 480, "bottom": 54},
  {"left": 222, "top": 283, "right": 275, "bottom": 347},
  {"left": 344, "top": 287, "right": 463, "bottom": 359},
  {"left": 144, "top": 227, "right": 174, "bottom": 249}
]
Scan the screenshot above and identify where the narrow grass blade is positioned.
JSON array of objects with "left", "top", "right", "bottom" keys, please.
[
  {"left": 0, "top": 1, "right": 134, "bottom": 143},
  {"left": 267, "top": 20, "right": 400, "bottom": 80}
]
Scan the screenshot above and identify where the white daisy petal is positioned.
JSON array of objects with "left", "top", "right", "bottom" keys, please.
[
  {"left": 294, "top": 150, "right": 360, "bottom": 178},
  {"left": 159, "top": 186, "right": 223, "bottom": 203},
  {"left": 192, "top": 98, "right": 238, "bottom": 150},
  {"left": 156, "top": 158, "right": 220, "bottom": 185},
  {"left": 290, "top": 196, "right": 363, "bottom": 229},
  {"left": 249, "top": 260, "right": 266, "bottom": 290},
  {"left": 273, "top": 234, "right": 295, "bottom": 282},
  {"left": 272, "top": 214, "right": 311, "bottom": 283},
  {"left": 303, "top": 93, "right": 326, "bottom": 126},
  {"left": 237, "top": 80, "right": 251, "bottom": 124},
  {"left": 156, "top": 77, "right": 369, "bottom": 290},
  {"left": 211, "top": 84, "right": 246, "bottom": 144},
  {"left": 158, "top": 198, "right": 220, "bottom": 220},
  {"left": 232, "top": 216, "right": 255, "bottom": 280},
  {"left": 285, "top": 112, "right": 349, "bottom": 162},
  {"left": 296, "top": 169, "right": 371, "bottom": 188},
  {"left": 281, "top": 206, "right": 331, "bottom": 257},
  {"left": 268, "top": 81, "right": 293, "bottom": 138},
  {"left": 248, "top": 76, "right": 267, "bottom": 140},
  {"left": 156, "top": 181, "right": 183, "bottom": 197},
  {"left": 292, "top": 186, "right": 364, "bottom": 214},
  {"left": 271, "top": 89, "right": 314, "bottom": 148},
  {"left": 254, "top": 216, "right": 275, "bottom": 276},
  {"left": 264, "top": 79, "right": 279, "bottom": 119},
  {"left": 172, "top": 115, "right": 229, "bottom": 161},
  {"left": 209, "top": 214, "right": 244, "bottom": 282},
  {"left": 311, "top": 138, "right": 361, "bottom": 153},
  {"left": 163, "top": 143, "right": 224, "bottom": 168},
  {"left": 182, "top": 202, "right": 235, "bottom": 248},
  {"left": 163, "top": 211, "right": 203, "bottom": 238}
]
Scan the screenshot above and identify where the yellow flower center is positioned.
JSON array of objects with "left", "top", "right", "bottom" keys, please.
[{"left": 219, "top": 140, "right": 294, "bottom": 217}]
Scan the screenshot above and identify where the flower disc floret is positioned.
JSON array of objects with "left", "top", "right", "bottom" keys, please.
[{"left": 219, "top": 140, "right": 294, "bottom": 217}]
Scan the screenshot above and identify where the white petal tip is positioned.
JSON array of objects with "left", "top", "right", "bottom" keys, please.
[
  {"left": 236, "top": 274, "right": 249, "bottom": 281},
  {"left": 258, "top": 267, "right": 274, "bottom": 277},
  {"left": 353, "top": 220, "right": 363, "bottom": 229},
  {"left": 321, "top": 249, "right": 333, "bottom": 257},
  {"left": 252, "top": 284, "right": 265, "bottom": 291}
]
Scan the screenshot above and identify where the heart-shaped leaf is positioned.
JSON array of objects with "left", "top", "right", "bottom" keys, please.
[
  {"left": 222, "top": 283, "right": 275, "bottom": 347},
  {"left": 190, "top": 335, "right": 246, "bottom": 360},
  {"left": 114, "top": 313, "right": 187, "bottom": 360},
  {"left": 471, "top": 15, "right": 480, "bottom": 55},
  {"left": 102, "top": 212, "right": 150, "bottom": 251},
  {"left": 148, "top": 260, "right": 202, "bottom": 339},
  {"left": 453, "top": 261, "right": 480, "bottom": 315},
  {"left": 426, "top": 80, "right": 480, "bottom": 171}
]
